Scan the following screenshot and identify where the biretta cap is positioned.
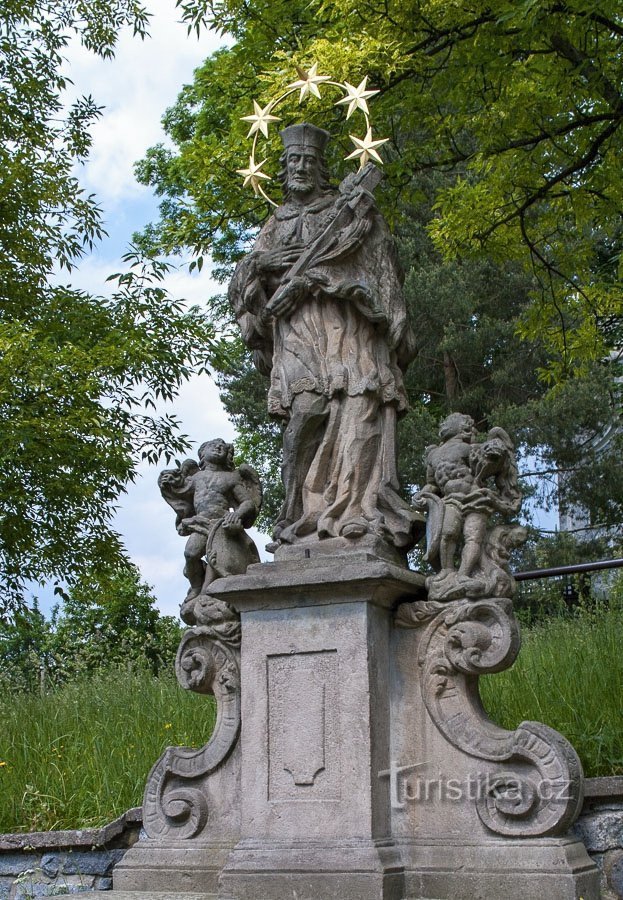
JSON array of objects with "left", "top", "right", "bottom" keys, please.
[{"left": 280, "top": 123, "right": 330, "bottom": 153}]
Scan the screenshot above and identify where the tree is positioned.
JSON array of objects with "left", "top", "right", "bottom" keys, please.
[
  {"left": 145, "top": 0, "right": 623, "bottom": 375},
  {"left": 51, "top": 562, "right": 182, "bottom": 680},
  {"left": 134, "top": 0, "right": 622, "bottom": 532},
  {"left": 0, "top": 0, "right": 223, "bottom": 614},
  {"left": 0, "top": 563, "right": 183, "bottom": 690}
]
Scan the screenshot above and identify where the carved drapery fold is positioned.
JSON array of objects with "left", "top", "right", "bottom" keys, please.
[
  {"left": 142, "top": 622, "right": 241, "bottom": 840},
  {"left": 396, "top": 596, "right": 584, "bottom": 837}
]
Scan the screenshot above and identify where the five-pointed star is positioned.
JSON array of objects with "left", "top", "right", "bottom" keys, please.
[
  {"left": 287, "top": 63, "right": 331, "bottom": 103},
  {"left": 345, "top": 127, "right": 390, "bottom": 167},
  {"left": 237, "top": 156, "right": 272, "bottom": 194},
  {"left": 241, "top": 100, "right": 281, "bottom": 138},
  {"left": 335, "top": 77, "right": 380, "bottom": 119}
]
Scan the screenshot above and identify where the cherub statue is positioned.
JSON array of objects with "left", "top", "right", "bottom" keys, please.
[
  {"left": 158, "top": 438, "right": 262, "bottom": 623},
  {"left": 413, "top": 413, "right": 524, "bottom": 601}
]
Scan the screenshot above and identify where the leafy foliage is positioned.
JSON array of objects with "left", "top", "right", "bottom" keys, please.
[
  {"left": 0, "top": 0, "right": 223, "bottom": 612},
  {"left": 0, "top": 563, "right": 182, "bottom": 692},
  {"left": 142, "top": 0, "right": 623, "bottom": 376}
]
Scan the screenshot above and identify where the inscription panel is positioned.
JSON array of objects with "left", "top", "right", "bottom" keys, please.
[{"left": 267, "top": 650, "right": 341, "bottom": 802}]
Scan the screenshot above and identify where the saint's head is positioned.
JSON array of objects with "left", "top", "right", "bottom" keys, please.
[{"left": 279, "top": 123, "right": 332, "bottom": 202}]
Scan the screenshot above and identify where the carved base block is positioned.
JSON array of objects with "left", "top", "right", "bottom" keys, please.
[
  {"left": 113, "top": 843, "right": 232, "bottom": 894},
  {"left": 219, "top": 839, "right": 404, "bottom": 900},
  {"left": 398, "top": 836, "right": 600, "bottom": 899},
  {"left": 210, "top": 557, "right": 424, "bottom": 900}
]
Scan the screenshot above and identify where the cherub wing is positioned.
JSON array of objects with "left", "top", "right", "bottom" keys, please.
[
  {"left": 486, "top": 426, "right": 514, "bottom": 449},
  {"left": 238, "top": 463, "right": 263, "bottom": 524},
  {"left": 158, "top": 459, "right": 199, "bottom": 526}
]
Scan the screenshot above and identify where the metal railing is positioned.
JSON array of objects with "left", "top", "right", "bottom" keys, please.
[
  {"left": 514, "top": 557, "right": 623, "bottom": 606},
  {"left": 515, "top": 557, "right": 623, "bottom": 581}
]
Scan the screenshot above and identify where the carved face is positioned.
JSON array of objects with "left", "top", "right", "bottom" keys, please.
[
  {"left": 285, "top": 149, "right": 320, "bottom": 197},
  {"left": 199, "top": 439, "right": 230, "bottom": 466},
  {"left": 439, "top": 413, "right": 475, "bottom": 443}
]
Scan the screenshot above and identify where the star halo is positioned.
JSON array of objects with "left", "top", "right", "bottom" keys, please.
[{"left": 237, "top": 64, "right": 387, "bottom": 207}]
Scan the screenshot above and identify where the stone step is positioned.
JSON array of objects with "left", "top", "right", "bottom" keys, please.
[{"left": 75, "top": 894, "right": 216, "bottom": 899}]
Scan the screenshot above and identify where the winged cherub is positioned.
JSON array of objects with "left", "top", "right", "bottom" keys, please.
[{"left": 158, "top": 439, "right": 262, "bottom": 622}]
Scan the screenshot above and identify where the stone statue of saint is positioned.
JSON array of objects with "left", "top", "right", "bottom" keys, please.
[
  {"left": 413, "top": 412, "right": 525, "bottom": 600},
  {"left": 158, "top": 438, "right": 261, "bottom": 622},
  {"left": 229, "top": 123, "right": 421, "bottom": 554}
]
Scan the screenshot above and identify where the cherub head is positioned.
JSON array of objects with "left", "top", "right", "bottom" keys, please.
[
  {"left": 198, "top": 438, "right": 235, "bottom": 470},
  {"left": 438, "top": 413, "right": 475, "bottom": 444}
]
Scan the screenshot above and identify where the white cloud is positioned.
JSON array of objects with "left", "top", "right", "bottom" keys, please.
[{"left": 62, "top": 0, "right": 230, "bottom": 208}]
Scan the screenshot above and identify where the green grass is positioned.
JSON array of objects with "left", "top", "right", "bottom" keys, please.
[
  {"left": 481, "top": 601, "right": 623, "bottom": 777},
  {"left": 0, "top": 668, "right": 216, "bottom": 832}
]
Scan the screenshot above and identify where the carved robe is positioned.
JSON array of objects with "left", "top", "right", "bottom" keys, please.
[{"left": 229, "top": 188, "right": 419, "bottom": 551}]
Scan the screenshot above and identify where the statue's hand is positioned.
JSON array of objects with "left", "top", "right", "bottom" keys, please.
[
  {"left": 222, "top": 510, "right": 243, "bottom": 532},
  {"left": 265, "top": 277, "right": 307, "bottom": 319},
  {"left": 256, "top": 245, "right": 303, "bottom": 273},
  {"left": 350, "top": 285, "right": 386, "bottom": 324}
]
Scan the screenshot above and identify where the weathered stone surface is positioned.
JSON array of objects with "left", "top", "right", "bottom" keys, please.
[
  {"left": 229, "top": 124, "right": 423, "bottom": 556},
  {"left": 399, "top": 837, "right": 600, "bottom": 900},
  {"left": 159, "top": 438, "right": 261, "bottom": 622},
  {"left": 217, "top": 560, "right": 406, "bottom": 899},
  {"left": 0, "top": 809, "right": 141, "bottom": 852},
  {"left": 573, "top": 806, "right": 623, "bottom": 851},
  {"left": 609, "top": 850, "right": 623, "bottom": 896},
  {"left": 9, "top": 874, "right": 96, "bottom": 898},
  {"left": 412, "top": 412, "right": 526, "bottom": 602},
  {"left": 0, "top": 855, "right": 39, "bottom": 877},
  {"left": 40, "top": 850, "right": 123, "bottom": 878},
  {"left": 585, "top": 777, "right": 623, "bottom": 801},
  {"left": 75, "top": 894, "right": 215, "bottom": 899}
]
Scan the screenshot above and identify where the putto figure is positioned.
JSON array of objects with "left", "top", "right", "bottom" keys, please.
[
  {"left": 413, "top": 413, "right": 525, "bottom": 601},
  {"left": 229, "top": 123, "right": 421, "bottom": 554},
  {"left": 158, "top": 439, "right": 261, "bottom": 622}
]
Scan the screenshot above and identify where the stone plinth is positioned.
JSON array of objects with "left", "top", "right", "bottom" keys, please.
[
  {"left": 113, "top": 555, "right": 600, "bottom": 899},
  {"left": 212, "top": 555, "right": 424, "bottom": 900}
]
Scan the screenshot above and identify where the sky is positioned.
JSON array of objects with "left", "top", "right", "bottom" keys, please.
[{"left": 46, "top": 0, "right": 270, "bottom": 618}]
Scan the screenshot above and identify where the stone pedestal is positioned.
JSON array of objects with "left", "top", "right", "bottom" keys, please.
[
  {"left": 213, "top": 555, "right": 423, "bottom": 900},
  {"left": 114, "top": 555, "right": 600, "bottom": 899}
]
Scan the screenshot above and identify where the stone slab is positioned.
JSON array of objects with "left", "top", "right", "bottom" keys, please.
[
  {"left": 0, "top": 809, "right": 142, "bottom": 852},
  {"left": 209, "top": 556, "right": 426, "bottom": 611},
  {"left": 398, "top": 836, "right": 601, "bottom": 900},
  {"left": 73, "top": 894, "right": 215, "bottom": 899}
]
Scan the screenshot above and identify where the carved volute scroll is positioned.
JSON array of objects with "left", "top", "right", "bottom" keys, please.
[
  {"left": 142, "top": 601, "right": 241, "bottom": 841},
  {"left": 396, "top": 597, "right": 584, "bottom": 837}
]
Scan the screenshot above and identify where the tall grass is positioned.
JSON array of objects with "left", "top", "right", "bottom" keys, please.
[
  {"left": 481, "top": 600, "right": 623, "bottom": 776},
  {"left": 0, "top": 668, "right": 215, "bottom": 832}
]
